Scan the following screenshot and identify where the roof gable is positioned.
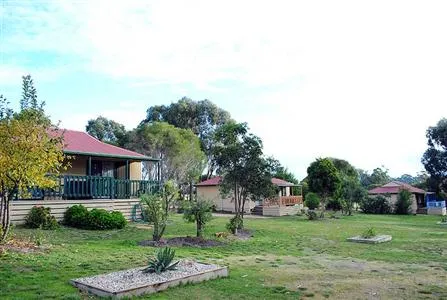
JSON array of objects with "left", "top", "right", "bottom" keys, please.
[
  {"left": 368, "top": 181, "right": 426, "bottom": 195},
  {"left": 196, "top": 176, "right": 296, "bottom": 187},
  {"left": 56, "top": 129, "right": 157, "bottom": 161}
]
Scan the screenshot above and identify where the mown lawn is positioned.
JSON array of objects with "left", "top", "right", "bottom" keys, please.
[{"left": 1, "top": 213, "right": 446, "bottom": 299}]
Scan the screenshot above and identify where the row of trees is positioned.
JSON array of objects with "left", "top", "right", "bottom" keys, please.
[{"left": 87, "top": 99, "right": 291, "bottom": 229}]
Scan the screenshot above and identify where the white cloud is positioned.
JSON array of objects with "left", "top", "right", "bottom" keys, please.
[{"left": 2, "top": 0, "right": 447, "bottom": 179}]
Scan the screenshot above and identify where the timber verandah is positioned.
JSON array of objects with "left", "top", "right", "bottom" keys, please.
[{"left": 14, "top": 175, "right": 161, "bottom": 200}]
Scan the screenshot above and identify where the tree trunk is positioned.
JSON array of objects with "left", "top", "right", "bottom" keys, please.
[
  {"left": 189, "top": 181, "right": 193, "bottom": 201},
  {"left": 196, "top": 220, "right": 203, "bottom": 238},
  {"left": 153, "top": 223, "right": 159, "bottom": 241},
  {"left": 0, "top": 191, "right": 12, "bottom": 244},
  {"left": 234, "top": 183, "right": 238, "bottom": 214}
]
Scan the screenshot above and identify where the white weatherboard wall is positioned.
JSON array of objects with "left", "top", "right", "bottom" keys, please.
[{"left": 11, "top": 199, "right": 142, "bottom": 224}]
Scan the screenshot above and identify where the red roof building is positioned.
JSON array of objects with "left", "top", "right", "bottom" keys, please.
[
  {"left": 368, "top": 181, "right": 426, "bottom": 195},
  {"left": 56, "top": 129, "right": 156, "bottom": 161},
  {"left": 196, "top": 176, "right": 296, "bottom": 187}
]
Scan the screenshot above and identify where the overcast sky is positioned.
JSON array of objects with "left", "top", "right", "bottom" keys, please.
[{"left": 1, "top": 1, "right": 446, "bottom": 180}]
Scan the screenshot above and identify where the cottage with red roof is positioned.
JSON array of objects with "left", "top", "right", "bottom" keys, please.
[
  {"left": 196, "top": 176, "right": 303, "bottom": 216},
  {"left": 368, "top": 181, "right": 426, "bottom": 214},
  {"left": 11, "top": 130, "right": 160, "bottom": 223}
]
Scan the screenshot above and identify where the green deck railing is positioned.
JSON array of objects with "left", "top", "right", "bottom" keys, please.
[{"left": 15, "top": 175, "right": 160, "bottom": 200}]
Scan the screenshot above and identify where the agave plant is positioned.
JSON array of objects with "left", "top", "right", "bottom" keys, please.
[{"left": 143, "top": 247, "right": 179, "bottom": 274}]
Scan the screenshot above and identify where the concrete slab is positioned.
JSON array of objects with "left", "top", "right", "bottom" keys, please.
[{"left": 347, "top": 235, "right": 392, "bottom": 244}]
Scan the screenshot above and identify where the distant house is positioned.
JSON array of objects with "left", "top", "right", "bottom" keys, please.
[
  {"left": 368, "top": 181, "right": 426, "bottom": 214},
  {"left": 196, "top": 176, "right": 303, "bottom": 216},
  {"left": 11, "top": 129, "right": 160, "bottom": 223}
]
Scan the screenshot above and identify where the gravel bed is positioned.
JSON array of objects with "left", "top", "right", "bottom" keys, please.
[{"left": 72, "top": 260, "right": 220, "bottom": 293}]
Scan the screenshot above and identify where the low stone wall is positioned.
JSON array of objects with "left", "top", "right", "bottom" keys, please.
[
  {"left": 263, "top": 205, "right": 301, "bottom": 217},
  {"left": 10, "top": 199, "right": 142, "bottom": 224}
]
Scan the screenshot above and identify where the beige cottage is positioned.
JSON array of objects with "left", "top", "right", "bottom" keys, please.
[
  {"left": 11, "top": 129, "right": 160, "bottom": 224},
  {"left": 196, "top": 177, "right": 303, "bottom": 216},
  {"left": 368, "top": 181, "right": 426, "bottom": 214}
]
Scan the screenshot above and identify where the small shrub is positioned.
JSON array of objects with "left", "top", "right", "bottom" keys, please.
[
  {"left": 25, "top": 206, "right": 59, "bottom": 230},
  {"left": 361, "top": 227, "right": 377, "bottom": 238},
  {"left": 64, "top": 205, "right": 89, "bottom": 228},
  {"left": 360, "top": 195, "right": 392, "bottom": 214},
  {"left": 306, "top": 210, "right": 318, "bottom": 220},
  {"left": 226, "top": 215, "right": 243, "bottom": 234},
  {"left": 143, "top": 247, "right": 179, "bottom": 274},
  {"left": 441, "top": 215, "right": 447, "bottom": 223},
  {"left": 395, "top": 189, "right": 412, "bottom": 215},
  {"left": 326, "top": 198, "right": 342, "bottom": 211},
  {"left": 304, "top": 193, "right": 320, "bottom": 210},
  {"left": 64, "top": 204, "right": 126, "bottom": 230},
  {"left": 182, "top": 198, "right": 213, "bottom": 238}
]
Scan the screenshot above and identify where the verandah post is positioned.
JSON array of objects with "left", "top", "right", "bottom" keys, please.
[{"left": 126, "top": 160, "right": 130, "bottom": 199}]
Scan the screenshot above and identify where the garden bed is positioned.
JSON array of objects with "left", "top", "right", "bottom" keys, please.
[
  {"left": 139, "top": 236, "right": 225, "bottom": 248},
  {"left": 346, "top": 235, "right": 392, "bottom": 244},
  {"left": 71, "top": 261, "right": 228, "bottom": 298}
]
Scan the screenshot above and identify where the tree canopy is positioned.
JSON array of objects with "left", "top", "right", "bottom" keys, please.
[
  {"left": 126, "top": 122, "right": 206, "bottom": 185},
  {"left": 213, "top": 122, "right": 276, "bottom": 222},
  {"left": 307, "top": 158, "right": 341, "bottom": 204},
  {"left": 0, "top": 76, "right": 66, "bottom": 242},
  {"left": 142, "top": 97, "right": 232, "bottom": 178},
  {"left": 422, "top": 118, "right": 447, "bottom": 197},
  {"left": 86, "top": 116, "right": 128, "bottom": 146}
]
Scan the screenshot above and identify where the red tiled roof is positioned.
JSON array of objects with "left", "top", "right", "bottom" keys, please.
[
  {"left": 196, "top": 176, "right": 296, "bottom": 187},
  {"left": 271, "top": 177, "right": 296, "bottom": 187},
  {"left": 368, "top": 181, "right": 426, "bottom": 195},
  {"left": 54, "top": 129, "right": 156, "bottom": 161}
]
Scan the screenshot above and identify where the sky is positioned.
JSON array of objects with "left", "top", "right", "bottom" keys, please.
[{"left": 1, "top": 0, "right": 446, "bottom": 180}]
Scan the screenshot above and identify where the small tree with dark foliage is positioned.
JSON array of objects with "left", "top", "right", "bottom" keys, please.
[
  {"left": 395, "top": 189, "right": 412, "bottom": 215},
  {"left": 182, "top": 198, "right": 213, "bottom": 238},
  {"left": 213, "top": 122, "right": 276, "bottom": 229}
]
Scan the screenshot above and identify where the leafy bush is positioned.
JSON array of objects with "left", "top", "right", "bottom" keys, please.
[
  {"left": 360, "top": 195, "right": 392, "bottom": 214},
  {"left": 361, "top": 227, "right": 377, "bottom": 238},
  {"left": 143, "top": 247, "right": 179, "bottom": 274},
  {"left": 63, "top": 205, "right": 89, "bottom": 228},
  {"left": 86, "top": 209, "right": 126, "bottom": 230},
  {"left": 440, "top": 215, "right": 447, "bottom": 223},
  {"left": 304, "top": 193, "right": 320, "bottom": 210},
  {"left": 306, "top": 210, "right": 318, "bottom": 220},
  {"left": 25, "top": 206, "right": 59, "bottom": 230},
  {"left": 64, "top": 205, "right": 126, "bottom": 230},
  {"left": 182, "top": 198, "right": 213, "bottom": 238},
  {"left": 395, "top": 189, "right": 412, "bottom": 215},
  {"left": 226, "top": 215, "right": 243, "bottom": 234},
  {"left": 326, "top": 198, "right": 342, "bottom": 211}
]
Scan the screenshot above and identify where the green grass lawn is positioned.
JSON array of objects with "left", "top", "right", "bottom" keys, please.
[{"left": 1, "top": 213, "right": 446, "bottom": 299}]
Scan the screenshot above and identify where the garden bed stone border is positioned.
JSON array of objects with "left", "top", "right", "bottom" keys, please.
[
  {"left": 71, "top": 262, "right": 228, "bottom": 298},
  {"left": 346, "top": 235, "right": 392, "bottom": 244}
]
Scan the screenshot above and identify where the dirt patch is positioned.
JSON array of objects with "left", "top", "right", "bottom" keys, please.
[
  {"left": 0, "top": 239, "right": 48, "bottom": 254},
  {"left": 223, "top": 254, "right": 447, "bottom": 299},
  {"left": 234, "top": 229, "right": 253, "bottom": 241},
  {"left": 139, "top": 236, "right": 225, "bottom": 248}
]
